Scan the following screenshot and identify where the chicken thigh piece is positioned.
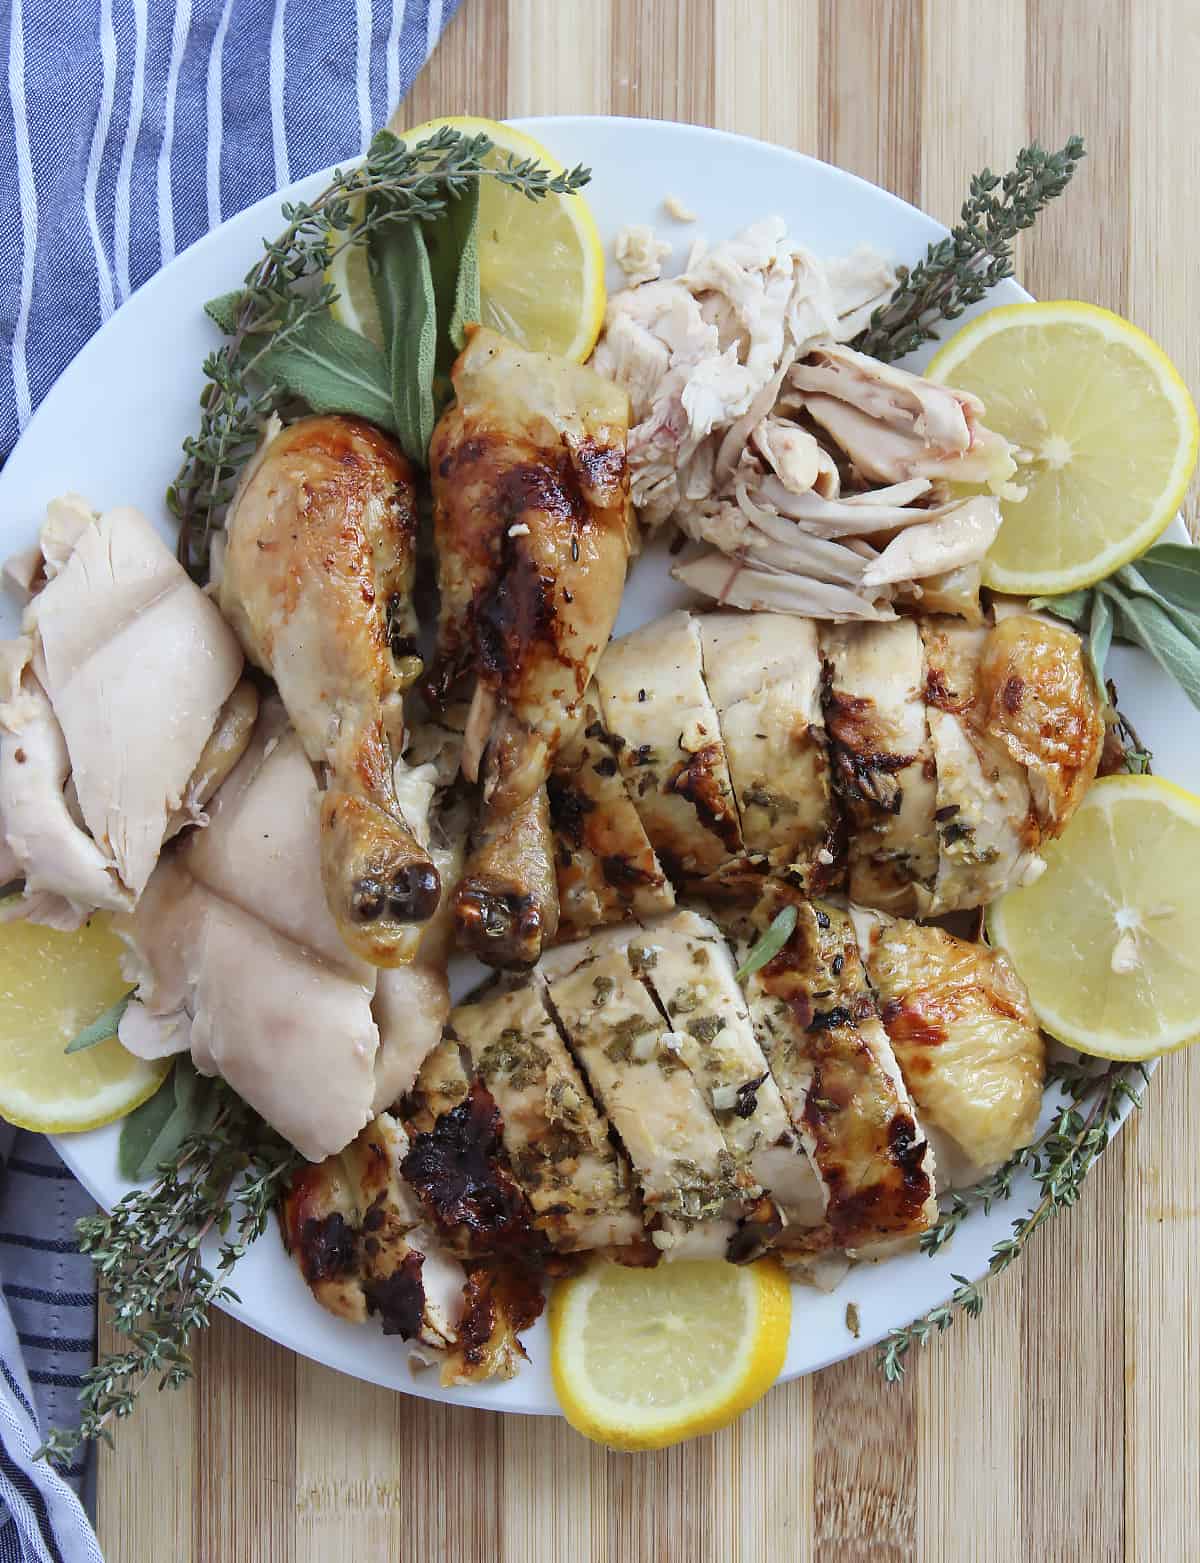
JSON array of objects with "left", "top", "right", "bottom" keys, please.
[
  {"left": 219, "top": 415, "right": 439, "bottom": 967},
  {"left": 429, "top": 328, "right": 633, "bottom": 966}
]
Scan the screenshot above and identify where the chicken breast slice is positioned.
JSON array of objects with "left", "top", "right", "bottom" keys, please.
[
  {"left": 450, "top": 982, "right": 644, "bottom": 1252},
  {"left": 697, "top": 611, "right": 837, "bottom": 894},
  {"left": 548, "top": 685, "right": 675, "bottom": 937},
  {"left": 181, "top": 702, "right": 370, "bottom": 980},
  {"left": 820, "top": 619, "right": 938, "bottom": 914},
  {"left": 594, "top": 609, "right": 742, "bottom": 882},
  {"left": 0, "top": 638, "right": 128, "bottom": 926},
  {"left": 634, "top": 909, "right": 825, "bottom": 1234},
  {"left": 25, "top": 505, "right": 243, "bottom": 900},
  {"left": 855, "top": 910, "right": 1045, "bottom": 1185},
  {"left": 741, "top": 895, "right": 937, "bottom": 1255},
  {"left": 540, "top": 932, "right": 752, "bottom": 1257},
  {"left": 917, "top": 618, "right": 1041, "bottom": 914}
]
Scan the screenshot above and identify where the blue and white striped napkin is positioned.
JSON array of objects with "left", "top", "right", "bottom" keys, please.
[{"left": 0, "top": 2, "right": 458, "bottom": 1556}]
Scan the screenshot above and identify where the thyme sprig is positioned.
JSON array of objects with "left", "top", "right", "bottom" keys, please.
[
  {"left": 853, "top": 135, "right": 1086, "bottom": 362},
  {"left": 36, "top": 1084, "right": 301, "bottom": 1466},
  {"left": 878, "top": 1054, "right": 1147, "bottom": 1381},
  {"left": 169, "top": 124, "right": 589, "bottom": 577}
]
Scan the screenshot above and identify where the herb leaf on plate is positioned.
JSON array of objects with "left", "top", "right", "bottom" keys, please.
[
  {"left": 369, "top": 212, "right": 438, "bottom": 464},
  {"left": 257, "top": 312, "right": 398, "bottom": 433},
  {"left": 64, "top": 990, "right": 134, "bottom": 1054},
  {"left": 1033, "top": 541, "right": 1200, "bottom": 711},
  {"left": 853, "top": 134, "right": 1086, "bottom": 362},
  {"left": 39, "top": 1080, "right": 301, "bottom": 1467}
]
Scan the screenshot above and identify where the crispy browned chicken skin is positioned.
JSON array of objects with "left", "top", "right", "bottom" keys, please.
[
  {"left": 429, "top": 327, "right": 633, "bottom": 967},
  {"left": 220, "top": 415, "right": 440, "bottom": 967}
]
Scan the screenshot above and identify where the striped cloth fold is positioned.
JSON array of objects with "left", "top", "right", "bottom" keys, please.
[{"left": 0, "top": 2, "right": 458, "bottom": 1556}]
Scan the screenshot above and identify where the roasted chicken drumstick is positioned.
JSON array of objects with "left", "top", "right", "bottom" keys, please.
[
  {"left": 220, "top": 415, "right": 440, "bottom": 966},
  {"left": 429, "top": 327, "right": 633, "bottom": 967}
]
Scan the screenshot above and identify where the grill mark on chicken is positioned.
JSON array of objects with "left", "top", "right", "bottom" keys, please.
[
  {"left": 665, "top": 743, "right": 743, "bottom": 850},
  {"left": 823, "top": 690, "right": 914, "bottom": 812},
  {"left": 400, "top": 1078, "right": 544, "bottom": 1257},
  {"left": 445, "top": 1265, "right": 544, "bottom": 1380},
  {"left": 744, "top": 897, "right": 935, "bottom": 1253},
  {"left": 290, "top": 1206, "right": 357, "bottom": 1285},
  {"left": 361, "top": 1249, "right": 426, "bottom": 1338}
]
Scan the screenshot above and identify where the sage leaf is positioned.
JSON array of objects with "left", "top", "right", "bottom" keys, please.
[
  {"left": 1134, "top": 542, "right": 1200, "bottom": 609},
  {"left": 118, "top": 1068, "right": 179, "bottom": 1181},
  {"left": 444, "top": 182, "right": 481, "bottom": 355},
  {"left": 118, "top": 1059, "right": 217, "bottom": 1183},
  {"left": 369, "top": 214, "right": 438, "bottom": 466},
  {"left": 257, "top": 312, "right": 397, "bottom": 434},
  {"left": 1086, "top": 589, "right": 1114, "bottom": 699},
  {"left": 1028, "top": 589, "right": 1091, "bottom": 629},
  {"left": 65, "top": 990, "right": 134, "bottom": 1054},
  {"left": 1113, "top": 562, "right": 1200, "bottom": 648},
  {"left": 204, "top": 291, "right": 244, "bottom": 334},
  {"left": 1097, "top": 581, "right": 1200, "bottom": 710},
  {"left": 737, "top": 903, "right": 799, "bottom": 983}
]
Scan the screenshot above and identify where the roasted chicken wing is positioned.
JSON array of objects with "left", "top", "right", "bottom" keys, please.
[{"left": 219, "top": 414, "right": 439, "bottom": 966}]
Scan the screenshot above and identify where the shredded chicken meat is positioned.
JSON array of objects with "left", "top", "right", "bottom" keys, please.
[{"left": 592, "top": 219, "right": 1019, "bottom": 620}]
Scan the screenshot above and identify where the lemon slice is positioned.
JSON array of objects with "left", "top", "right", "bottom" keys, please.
[
  {"left": 549, "top": 1257, "right": 791, "bottom": 1450},
  {"left": 0, "top": 908, "right": 168, "bottom": 1133},
  {"left": 927, "top": 302, "right": 1198, "bottom": 595},
  {"left": 987, "top": 774, "right": 1200, "bottom": 1060},
  {"left": 329, "top": 115, "right": 605, "bottom": 363}
]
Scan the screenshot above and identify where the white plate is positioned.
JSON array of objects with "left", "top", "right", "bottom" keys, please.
[{"left": 1, "top": 116, "right": 1183, "bottom": 1416}]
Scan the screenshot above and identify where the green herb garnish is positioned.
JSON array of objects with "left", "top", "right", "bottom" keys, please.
[
  {"left": 171, "top": 125, "right": 589, "bottom": 577},
  {"left": 736, "top": 904, "right": 798, "bottom": 983},
  {"left": 1032, "top": 543, "right": 1200, "bottom": 712},
  {"left": 38, "top": 1079, "right": 301, "bottom": 1466},
  {"left": 877, "top": 1055, "right": 1146, "bottom": 1381},
  {"left": 853, "top": 135, "right": 1086, "bottom": 363},
  {"left": 64, "top": 990, "right": 134, "bottom": 1054}
]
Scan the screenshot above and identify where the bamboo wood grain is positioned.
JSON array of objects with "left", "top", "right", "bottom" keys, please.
[{"left": 97, "top": 2, "right": 1200, "bottom": 1557}]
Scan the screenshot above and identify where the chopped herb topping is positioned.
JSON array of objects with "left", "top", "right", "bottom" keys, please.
[{"left": 477, "top": 1028, "right": 551, "bottom": 1091}]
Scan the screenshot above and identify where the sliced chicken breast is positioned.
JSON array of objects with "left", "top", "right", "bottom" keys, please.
[
  {"left": 854, "top": 909, "right": 1045, "bottom": 1184},
  {"left": 451, "top": 982, "right": 644, "bottom": 1252},
  {"left": 548, "top": 686, "right": 675, "bottom": 937},
  {"left": 741, "top": 895, "right": 937, "bottom": 1255},
  {"left": 594, "top": 609, "right": 742, "bottom": 882},
  {"left": 540, "top": 931, "right": 752, "bottom": 1257},
  {"left": 0, "top": 639, "right": 128, "bottom": 926},
  {"left": 634, "top": 909, "right": 824, "bottom": 1235},
  {"left": 697, "top": 612, "right": 838, "bottom": 894},
  {"left": 820, "top": 619, "right": 938, "bottom": 914}
]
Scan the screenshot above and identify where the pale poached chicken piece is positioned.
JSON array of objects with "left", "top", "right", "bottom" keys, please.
[{"left": 0, "top": 500, "right": 246, "bottom": 926}]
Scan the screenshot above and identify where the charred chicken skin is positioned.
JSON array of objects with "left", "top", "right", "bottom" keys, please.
[
  {"left": 220, "top": 414, "right": 440, "bottom": 966},
  {"left": 429, "top": 327, "right": 633, "bottom": 967}
]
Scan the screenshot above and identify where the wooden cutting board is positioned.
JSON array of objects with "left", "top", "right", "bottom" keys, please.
[{"left": 97, "top": 2, "right": 1200, "bottom": 1558}]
